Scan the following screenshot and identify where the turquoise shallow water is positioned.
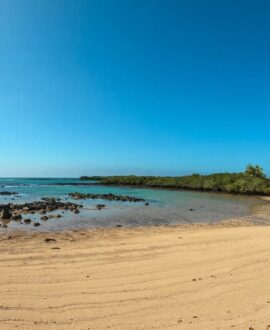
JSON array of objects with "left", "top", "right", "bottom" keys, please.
[{"left": 0, "top": 178, "right": 259, "bottom": 231}]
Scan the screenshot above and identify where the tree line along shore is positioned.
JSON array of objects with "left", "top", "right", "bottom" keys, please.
[{"left": 80, "top": 165, "right": 270, "bottom": 196}]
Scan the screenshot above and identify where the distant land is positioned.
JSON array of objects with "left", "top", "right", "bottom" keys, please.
[{"left": 80, "top": 165, "right": 270, "bottom": 196}]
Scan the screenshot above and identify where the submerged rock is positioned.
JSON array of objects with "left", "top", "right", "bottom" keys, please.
[
  {"left": 49, "top": 214, "right": 61, "bottom": 219},
  {"left": 96, "top": 204, "right": 106, "bottom": 210},
  {"left": 41, "top": 197, "right": 61, "bottom": 202}
]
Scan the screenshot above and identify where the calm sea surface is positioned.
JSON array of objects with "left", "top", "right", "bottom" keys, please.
[{"left": 0, "top": 178, "right": 260, "bottom": 232}]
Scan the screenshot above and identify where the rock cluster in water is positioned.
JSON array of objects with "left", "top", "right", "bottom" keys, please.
[
  {"left": 0, "top": 198, "right": 82, "bottom": 227},
  {"left": 0, "top": 191, "right": 18, "bottom": 196},
  {"left": 69, "top": 192, "right": 145, "bottom": 202}
]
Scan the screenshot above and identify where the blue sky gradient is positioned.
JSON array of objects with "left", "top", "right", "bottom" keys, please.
[{"left": 0, "top": 0, "right": 269, "bottom": 177}]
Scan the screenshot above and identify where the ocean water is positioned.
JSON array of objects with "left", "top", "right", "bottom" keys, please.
[{"left": 0, "top": 178, "right": 260, "bottom": 232}]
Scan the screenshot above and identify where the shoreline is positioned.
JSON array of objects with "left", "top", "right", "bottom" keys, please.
[
  {"left": 0, "top": 188, "right": 267, "bottom": 233},
  {"left": 0, "top": 220, "right": 254, "bottom": 240},
  {"left": 0, "top": 195, "right": 269, "bottom": 234}
]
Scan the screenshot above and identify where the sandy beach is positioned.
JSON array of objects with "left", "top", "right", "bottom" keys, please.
[
  {"left": 2, "top": 0, "right": 270, "bottom": 328},
  {"left": 1, "top": 222, "right": 270, "bottom": 329}
]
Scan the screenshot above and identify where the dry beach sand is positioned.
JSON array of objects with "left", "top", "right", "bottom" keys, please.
[{"left": 1, "top": 221, "right": 270, "bottom": 329}]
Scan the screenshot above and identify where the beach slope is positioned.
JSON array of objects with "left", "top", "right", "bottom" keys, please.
[{"left": 1, "top": 225, "right": 270, "bottom": 329}]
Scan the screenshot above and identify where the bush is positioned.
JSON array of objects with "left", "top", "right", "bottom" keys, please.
[{"left": 80, "top": 166, "right": 270, "bottom": 195}]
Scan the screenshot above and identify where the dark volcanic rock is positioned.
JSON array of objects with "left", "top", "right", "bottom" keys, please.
[
  {"left": 0, "top": 191, "right": 18, "bottom": 196},
  {"left": 24, "top": 219, "right": 31, "bottom": 224},
  {"left": 0, "top": 198, "right": 81, "bottom": 225},
  {"left": 34, "top": 222, "right": 40, "bottom": 227},
  {"left": 41, "top": 216, "right": 49, "bottom": 221},
  {"left": 69, "top": 192, "right": 145, "bottom": 203},
  {"left": 96, "top": 204, "right": 106, "bottom": 210},
  {"left": 41, "top": 197, "right": 61, "bottom": 202},
  {"left": 44, "top": 238, "right": 56, "bottom": 243},
  {"left": 11, "top": 214, "right": 22, "bottom": 221},
  {"left": 0, "top": 207, "right": 12, "bottom": 220}
]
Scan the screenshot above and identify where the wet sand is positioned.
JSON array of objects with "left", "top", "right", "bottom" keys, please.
[{"left": 1, "top": 220, "right": 270, "bottom": 329}]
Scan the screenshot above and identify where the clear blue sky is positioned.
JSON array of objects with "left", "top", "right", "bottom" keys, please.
[{"left": 0, "top": 0, "right": 269, "bottom": 177}]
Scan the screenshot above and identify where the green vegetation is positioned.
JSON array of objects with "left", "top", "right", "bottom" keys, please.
[
  {"left": 80, "top": 165, "right": 270, "bottom": 195},
  {"left": 245, "top": 164, "right": 266, "bottom": 179}
]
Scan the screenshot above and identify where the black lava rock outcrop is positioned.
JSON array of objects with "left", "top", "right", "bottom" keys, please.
[
  {"left": 0, "top": 198, "right": 82, "bottom": 223},
  {"left": 69, "top": 192, "right": 145, "bottom": 202},
  {"left": 0, "top": 191, "right": 18, "bottom": 196},
  {"left": 0, "top": 207, "right": 12, "bottom": 220}
]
